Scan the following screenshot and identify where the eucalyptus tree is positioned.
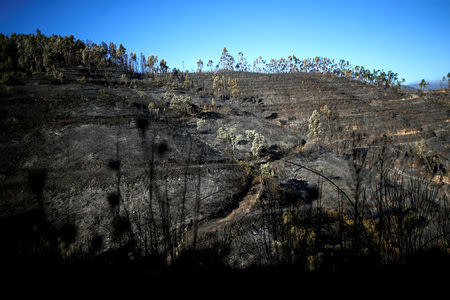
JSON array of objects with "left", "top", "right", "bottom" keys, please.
[
  {"left": 207, "top": 59, "right": 213, "bottom": 71},
  {"left": 81, "top": 46, "right": 92, "bottom": 71},
  {"left": 108, "top": 42, "right": 117, "bottom": 64},
  {"left": 267, "top": 58, "right": 277, "bottom": 73},
  {"left": 0, "top": 33, "right": 18, "bottom": 72},
  {"left": 253, "top": 56, "right": 267, "bottom": 73},
  {"left": 219, "top": 47, "right": 235, "bottom": 71},
  {"left": 159, "top": 59, "right": 168, "bottom": 73},
  {"left": 236, "top": 51, "right": 249, "bottom": 72},
  {"left": 196, "top": 59, "right": 203, "bottom": 72},
  {"left": 140, "top": 53, "right": 147, "bottom": 73},
  {"left": 116, "top": 44, "right": 127, "bottom": 69},
  {"left": 129, "top": 52, "right": 137, "bottom": 72},
  {"left": 385, "top": 71, "right": 398, "bottom": 87},
  {"left": 419, "top": 79, "right": 428, "bottom": 91},
  {"left": 287, "top": 55, "right": 298, "bottom": 72},
  {"left": 147, "top": 55, "right": 158, "bottom": 73}
]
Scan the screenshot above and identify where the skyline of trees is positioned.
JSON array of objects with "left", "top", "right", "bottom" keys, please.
[{"left": 2, "top": 30, "right": 447, "bottom": 89}]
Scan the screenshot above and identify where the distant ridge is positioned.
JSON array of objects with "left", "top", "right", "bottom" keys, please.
[
  {"left": 405, "top": 79, "right": 448, "bottom": 91},
  {"left": 401, "top": 85, "right": 418, "bottom": 92}
]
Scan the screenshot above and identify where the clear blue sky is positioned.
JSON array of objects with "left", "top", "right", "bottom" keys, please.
[{"left": 0, "top": 0, "right": 449, "bottom": 83}]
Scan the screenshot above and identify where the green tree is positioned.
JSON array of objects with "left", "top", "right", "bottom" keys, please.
[
  {"left": 207, "top": 59, "right": 213, "bottom": 71},
  {"left": 236, "top": 51, "right": 249, "bottom": 72},
  {"left": 147, "top": 55, "right": 158, "bottom": 73},
  {"left": 140, "top": 53, "right": 146, "bottom": 73},
  {"left": 0, "top": 33, "right": 18, "bottom": 72},
  {"left": 253, "top": 56, "right": 266, "bottom": 73},
  {"left": 81, "top": 46, "right": 91, "bottom": 69},
  {"left": 219, "top": 47, "right": 235, "bottom": 71},
  {"left": 159, "top": 59, "right": 168, "bottom": 73},
  {"left": 129, "top": 52, "right": 137, "bottom": 72},
  {"left": 419, "top": 79, "right": 428, "bottom": 91},
  {"left": 108, "top": 42, "right": 117, "bottom": 64},
  {"left": 116, "top": 44, "right": 127, "bottom": 68},
  {"left": 197, "top": 59, "right": 203, "bottom": 73}
]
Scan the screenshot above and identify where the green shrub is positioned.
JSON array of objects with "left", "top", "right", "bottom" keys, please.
[
  {"left": 245, "top": 130, "right": 266, "bottom": 156},
  {"left": 308, "top": 109, "right": 322, "bottom": 139},
  {"left": 217, "top": 126, "right": 242, "bottom": 151},
  {"left": 0, "top": 72, "right": 18, "bottom": 85},
  {"left": 76, "top": 76, "right": 86, "bottom": 84}
]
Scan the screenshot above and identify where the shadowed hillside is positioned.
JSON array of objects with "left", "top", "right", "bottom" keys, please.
[{"left": 1, "top": 33, "right": 449, "bottom": 280}]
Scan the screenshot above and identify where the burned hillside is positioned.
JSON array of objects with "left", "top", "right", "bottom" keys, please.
[{"left": 0, "top": 33, "right": 449, "bottom": 276}]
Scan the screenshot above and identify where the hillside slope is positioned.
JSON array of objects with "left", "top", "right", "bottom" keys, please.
[{"left": 1, "top": 69, "right": 448, "bottom": 271}]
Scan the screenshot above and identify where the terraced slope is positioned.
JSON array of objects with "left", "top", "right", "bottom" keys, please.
[
  {"left": 192, "top": 72, "right": 449, "bottom": 183},
  {"left": 1, "top": 70, "right": 448, "bottom": 268},
  {"left": 193, "top": 72, "right": 448, "bottom": 153}
]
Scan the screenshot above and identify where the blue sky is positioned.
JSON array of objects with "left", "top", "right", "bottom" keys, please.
[{"left": 0, "top": 0, "right": 449, "bottom": 83}]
